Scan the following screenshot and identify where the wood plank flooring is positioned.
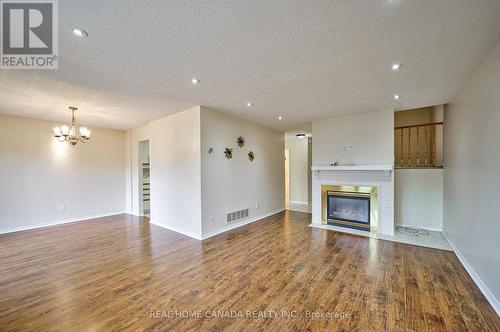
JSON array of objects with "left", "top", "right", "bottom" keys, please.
[{"left": 0, "top": 212, "right": 498, "bottom": 331}]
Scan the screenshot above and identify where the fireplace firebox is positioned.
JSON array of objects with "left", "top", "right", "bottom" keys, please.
[{"left": 327, "top": 191, "right": 370, "bottom": 231}]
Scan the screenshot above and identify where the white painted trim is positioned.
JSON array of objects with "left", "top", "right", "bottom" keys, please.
[
  {"left": 396, "top": 224, "right": 443, "bottom": 232},
  {"left": 288, "top": 200, "right": 310, "bottom": 206},
  {"left": 149, "top": 220, "right": 202, "bottom": 240},
  {"left": 201, "top": 209, "right": 285, "bottom": 240},
  {"left": 0, "top": 211, "right": 127, "bottom": 235},
  {"left": 311, "top": 165, "right": 393, "bottom": 172},
  {"left": 443, "top": 232, "right": 500, "bottom": 316}
]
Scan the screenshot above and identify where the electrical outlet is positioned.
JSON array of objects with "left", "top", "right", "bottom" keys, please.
[
  {"left": 264, "top": 199, "right": 268, "bottom": 206},
  {"left": 58, "top": 204, "right": 65, "bottom": 212},
  {"left": 255, "top": 202, "right": 259, "bottom": 209}
]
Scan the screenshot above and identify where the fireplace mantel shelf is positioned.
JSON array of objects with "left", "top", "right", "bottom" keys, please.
[{"left": 311, "top": 165, "right": 393, "bottom": 174}]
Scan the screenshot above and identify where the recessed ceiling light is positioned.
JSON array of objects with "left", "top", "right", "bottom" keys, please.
[
  {"left": 246, "top": 102, "right": 253, "bottom": 107},
  {"left": 72, "top": 28, "right": 88, "bottom": 37},
  {"left": 391, "top": 63, "right": 401, "bottom": 71},
  {"left": 393, "top": 94, "right": 401, "bottom": 100},
  {"left": 278, "top": 116, "right": 283, "bottom": 120},
  {"left": 191, "top": 78, "right": 200, "bottom": 85}
]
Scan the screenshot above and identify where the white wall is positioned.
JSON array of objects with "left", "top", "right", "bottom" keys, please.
[
  {"left": 432, "top": 105, "right": 444, "bottom": 164},
  {"left": 285, "top": 136, "right": 309, "bottom": 204},
  {"left": 128, "top": 107, "right": 202, "bottom": 239},
  {"left": 139, "top": 140, "right": 149, "bottom": 163},
  {"left": 395, "top": 169, "right": 443, "bottom": 230},
  {"left": 307, "top": 138, "right": 312, "bottom": 204},
  {"left": 444, "top": 40, "right": 500, "bottom": 311},
  {"left": 311, "top": 109, "right": 395, "bottom": 235},
  {"left": 0, "top": 115, "right": 126, "bottom": 233},
  {"left": 312, "top": 109, "right": 394, "bottom": 165},
  {"left": 125, "top": 130, "right": 132, "bottom": 213},
  {"left": 126, "top": 106, "right": 284, "bottom": 239},
  {"left": 200, "top": 107, "right": 284, "bottom": 238}
]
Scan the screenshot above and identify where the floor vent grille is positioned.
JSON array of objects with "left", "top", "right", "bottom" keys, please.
[{"left": 226, "top": 208, "right": 249, "bottom": 223}]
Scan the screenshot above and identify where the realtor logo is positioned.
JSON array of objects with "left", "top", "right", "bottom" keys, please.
[{"left": 1, "top": 0, "right": 58, "bottom": 69}]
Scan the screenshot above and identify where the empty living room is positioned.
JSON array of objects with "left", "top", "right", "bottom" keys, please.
[{"left": 1, "top": 1, "right": 500, "bottom": 331}]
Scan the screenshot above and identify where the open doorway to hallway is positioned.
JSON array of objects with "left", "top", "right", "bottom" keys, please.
[
  {"left": 138, "top": 140, "right": 150, "bottom": 218},
  {"left": 284, "top": 129, "right": 312, "bottom": 213},
  {"left": 284, "top": 149, "right": 290, "bottom": 209}
]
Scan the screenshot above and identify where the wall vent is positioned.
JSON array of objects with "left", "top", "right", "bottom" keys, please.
[{"left": 226, "top": 208, "right": 249, "bottom": 223}]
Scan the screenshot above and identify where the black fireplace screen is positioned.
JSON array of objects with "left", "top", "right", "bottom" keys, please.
[{"left": 327, "top": 192, "right": 370, "bottom": 224}]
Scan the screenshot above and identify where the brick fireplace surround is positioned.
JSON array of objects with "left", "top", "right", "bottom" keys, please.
[{"left": 311, "top": 165, "right": 394, "bottom": 236}]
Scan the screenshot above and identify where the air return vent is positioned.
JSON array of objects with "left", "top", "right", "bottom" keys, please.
[{"left": 226, "top": 208, "right": 249, "bottom": 223}]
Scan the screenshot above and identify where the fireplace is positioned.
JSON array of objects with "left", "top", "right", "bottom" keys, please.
[
  {"left": 323, "top": 188, "right": 374, "bottom": 231},
  {"left": 320, "top": 185, "right": 378, "bottom": 232}
]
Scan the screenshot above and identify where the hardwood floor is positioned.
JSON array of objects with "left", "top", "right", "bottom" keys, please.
[{"left": 0, "top": 212, "right": 498, "bottom": 331}]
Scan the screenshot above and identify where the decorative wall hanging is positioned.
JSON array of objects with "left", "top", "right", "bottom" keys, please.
[
  {"left": 224, "top": 147, "right": 233, "bottom": 159},
  {"left": 248, "top": 151, "right": 255, "bottom": 162},
  {"left": 237, "top": 136, "right": 245, "bottom": 148}
]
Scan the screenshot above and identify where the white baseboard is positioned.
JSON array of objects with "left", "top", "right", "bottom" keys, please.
[
  {"left": 149, "top": 220, "right": 202, "bottom": 240},
  {"left": 443, "top": 232, "right": 500, "bottom": 316},
  {"left": 396, "top": 224, "right": 443, "bottom": 232},
  {"left": 288, "top": 201, "right": 310, "bottom": 206},
  {"left": 201, "top": 208, "right": 285, "bottom": 240},
  {"left": 0, "top": 211, "right": 127, "bottom": 235}
]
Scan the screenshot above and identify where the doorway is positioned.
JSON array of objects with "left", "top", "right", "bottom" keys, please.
[
  {"left": 284, "top": 133, "right": 312, "bottom": 213},
  {"left": 284, "top": 149, "right": 290, "bottom": 209},
  {"left": 138, "top": 140, "right": 150, "bottom": 217}
]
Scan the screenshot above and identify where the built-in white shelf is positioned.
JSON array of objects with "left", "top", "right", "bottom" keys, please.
[{"left": 311, "top": 164, "right": 393, "bottom": 174}]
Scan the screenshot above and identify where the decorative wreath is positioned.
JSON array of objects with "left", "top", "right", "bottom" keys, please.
[
  {"left": 237, "top": 136, "right": 245, "bottom": 148},
  {"left": 248, "top": 151, "right": 255, "bottom": 162},
  {"left": 224, "top": 147, "right": 233, "bottom": 159}
]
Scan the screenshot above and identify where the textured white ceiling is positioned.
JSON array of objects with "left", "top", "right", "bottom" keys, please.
[{"left": 1, "top": 0, "right": 500, "bottom": 130}]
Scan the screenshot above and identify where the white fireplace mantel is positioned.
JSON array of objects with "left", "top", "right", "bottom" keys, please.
[
  {"left": 311, "top": 164, "right": 395, "bottom": 236},
  {"left": 311, "top": 164, "right": 393, "bottom": 175}
]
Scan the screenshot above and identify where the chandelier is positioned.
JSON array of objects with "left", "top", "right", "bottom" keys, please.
[{"left": 52, "top": 106, "right": 91, "bottom": 145}]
